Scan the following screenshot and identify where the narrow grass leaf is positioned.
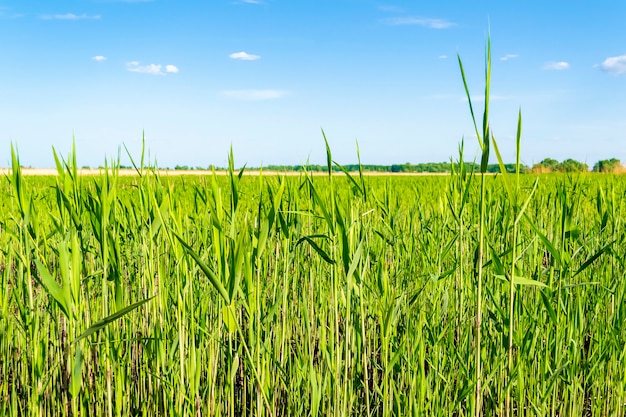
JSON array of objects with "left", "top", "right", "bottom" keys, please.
[
  {"left": 322, "top": 129, "right": 332, "bottom": 177},
  {"left": 73, "top": 296, "right": 154, "bottom": 343},
  {"left": 539, "top": 290, "right": 556, "bottom": 325},
  {"left": 491, "top": 133, "right": 513, "bottom": 200},
  {"left": 573, "top": 240, "right": 615, "bottom": 277},
  {"left": 34, "top": 259, "right": 70, "bottom": 319},
  {"left": 495, "top": 274, "right": 548, "bottom": 288},
  {"left": 296, "top": 235, "right": 335, "bottom": 265},
  {"left": 70, "top": 347, "right": 84, "bottom": 397},
  {"left": 524, "top": 213, "right": 562, "bottom": 266},
  {"left": 175, "top": 233, "right": 230, "bottom": 303}
]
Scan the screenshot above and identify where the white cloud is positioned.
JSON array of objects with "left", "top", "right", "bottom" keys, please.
[
  {"left": 500, "top": 54, "right": 519, "bottom": 61},
  {"left": 599, "top": 55, "right": 626, "bottom": 75},
  {"left": 41, "top": 13, "right": 101, "bottom": 20},
  {"left": 127, "top": 61, "right": 178, "bottom": 75},
  {"left": 222, "top": 89, "right": 289, "bottom": 100},
  {"left": 92, "top": 55, "right": 107, "bottom": 61},
  {"left": 383, "top": 17, "right": 455, "bottom": 29},
  {"left": 229, "top": 51, "right": 261, "bottom": 61},
  {"left": 242, "top": 0, "right": 262, "bottom": 3},
  {"left": 438, "top": 55, "right": 448, "bottom": 59},
  {"left": 543, "top": 61, "right": 570, "bottom": 70}
]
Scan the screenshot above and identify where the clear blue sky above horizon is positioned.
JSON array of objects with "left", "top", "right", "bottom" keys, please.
[{"left": 1, "top": 0, "right": 625, "bottom": 168}]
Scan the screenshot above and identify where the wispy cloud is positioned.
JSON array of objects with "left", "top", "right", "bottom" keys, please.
[
  {"left": 222, "top": 89, "right": 289, "bottom": 101},
  {"left": 242, "top": 0, "right": 263, "bottom": 3},
  {"left": 92, "top": 55, "right": 107, "bottom": 61},
  {"left": 438, "top": 55, "right": 448, "bottom": 59},
  {"left": 383, "top": 17, "right": 455, "bottom": 29},
  {"left": 165, "top": 65, "right": 179, "bottom": 73},
  {"left": 500, "top": 54, "right": 519, "bottom": 61},
  {"left": 126, "top": 61, "right": 179, "bottom": 75},
  {"left": 543, "top": 61, "right": 570, "bottom": 70},
  {"left": 41, "top": 13, "right": 101, "bottom": 20},
  {"left": 598, "top": 55, "right": 626, "bottom": 75},
  {"left": 229, "top": 51, "right": 261, "bottom": 61},
  {"left": 127, "top": 62, "right": 161, "bottom": 75}
]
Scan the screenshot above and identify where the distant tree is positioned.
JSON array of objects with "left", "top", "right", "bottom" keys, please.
[
  {"left": 561, "top": 159, "right": 588, "bottom": 172},
  {"left": 542, "top": 158, "right": 561, "bottom": 171},
  {"left": 532, "top": 158, "right": 561, "bottom": 173},
  {"left": 593, "top": 158, "right": 623, "bottom": 173}
]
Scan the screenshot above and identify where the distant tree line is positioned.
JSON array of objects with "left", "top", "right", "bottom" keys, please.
[
  {"left": 261, "top": 162, "right": 530, "bottom": 174},
  {"left": 261, "top": 159, "right": 624, "bottom": 174},
  {"left": 531, "top": 158, "right": 624, "bottom": 173},
  {"left": 109, "top": 158, "right": 624, "bottom": 174}
]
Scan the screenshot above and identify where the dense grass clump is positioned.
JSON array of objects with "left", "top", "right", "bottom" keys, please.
[{"left": 0, "top": 145, "right": 625, "bottom": 416}]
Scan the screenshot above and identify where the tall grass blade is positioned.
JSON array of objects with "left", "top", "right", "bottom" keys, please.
[{"left": 73, "top": 296, "right": 154, "bottom": 343}]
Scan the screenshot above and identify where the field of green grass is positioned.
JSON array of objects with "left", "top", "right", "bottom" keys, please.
[
  {"left": 1, "top": 145, "right": 625, "bottom": 416},
  {"left": 2, "top": 40, "right": 625, "bottom": 417}
]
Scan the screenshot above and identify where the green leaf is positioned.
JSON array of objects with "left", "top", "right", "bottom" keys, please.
[
  {"left": 34, "top": 260, "right": 70, "bottom": 319},
  {"left": 346, "top": 241, "right": 363, "bottom": 282},
  {"left": 322, "top": 129, "right": 332, "bottom": 177},
  {"left": 514, "top": 178, "right": 539, "bottom": 225},
  {"left": 489, "top": 245, "right": 506, "bottom": 276},
  {"left": 573, "top": 240, "right": 615, "bottom": 277},
  {"left": 356, "top": 140, "right": 367, "bottom": 202},
  {"left": 296, "top": 235, "right": 335, "bottom": 265},
  {"left": 524, "top": 213, "right": 562, "bottom": 267},
  {"left": 73, "top": 296, "right": 154, "bottom": 343},
  {"left": 306, "top": 178, "right": 335, "bottom": 234},
  {"left": 332, "top": 158, "right": 363, "bottom": 197},
  {"left": 175, "top": 233, "right": 230, "bottom": 303},
  {"left": 495, "top": 274, "right": 548, "bottom": 288},
  {"left": 228, "top": 232, "right": 246, "bottom": 302},
  {"left": 222, "top": 304, "right": 237, "bottom": 334},
  {"left": 457, "top": 55, "right": 481, "bottom": 150},
  {"left": 491, "top": 132, "right": 513, "bottom": 200},
  {"left": 70, "top": 347, "right": 84, "bottom": 397},
  {"left": 437, "top": 267, "right": 457, "bottom": 281}
]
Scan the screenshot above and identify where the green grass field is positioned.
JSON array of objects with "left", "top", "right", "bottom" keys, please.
[{"left": 1, "top": 148, "right": 625, "bottom": 416}]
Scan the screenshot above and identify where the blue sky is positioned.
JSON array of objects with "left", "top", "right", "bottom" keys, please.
[{"left": 1, "top": 1, "right": 625, "bottom": 168}]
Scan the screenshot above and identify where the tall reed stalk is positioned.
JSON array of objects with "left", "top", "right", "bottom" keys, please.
[{"left": 458, "top": 37, "right": 492, "bottom": 417}]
